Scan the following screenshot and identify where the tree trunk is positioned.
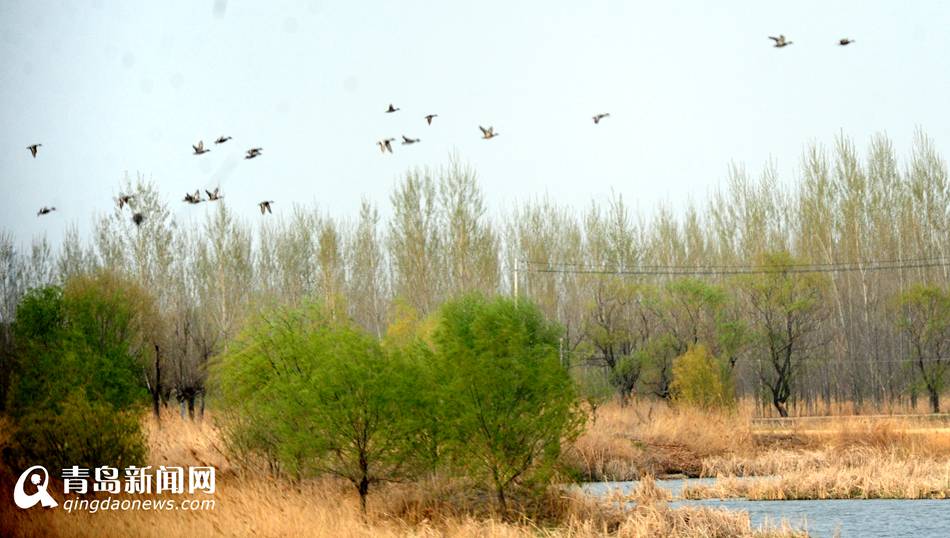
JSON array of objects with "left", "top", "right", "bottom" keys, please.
[
  {"left": 152, "top": 344, "right": 161, "bottom": 421},
  {"left": 929, "top": 389, "right": 940, "bottom": 414},
  {"left": 496, "top": 486, "right": 508, "bottom": 518},
  {"left": 357, "top": 476, "right": 369, "bottom": 514},
  {"left": 773, "top": 396, "right": 789, "bottom": 418},
  {"left": 187, "top": 395, "right": 196, "bottom": 420}
]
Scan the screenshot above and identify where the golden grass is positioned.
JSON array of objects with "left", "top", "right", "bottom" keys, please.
[
  {"left": 2, "top": 410, "right": 804, "bottom": 537},
  {"left": 567, "top": 399, "right": 754, "bottom": 480},
  {"left": 686, "top": 447, "right": 950, "bottom": 500},
  {"left": 567, "top": 399, "right": 950, "bottom": 502},
  {"left": 565, "top": 399, "right": 950, "bottom": 502}
]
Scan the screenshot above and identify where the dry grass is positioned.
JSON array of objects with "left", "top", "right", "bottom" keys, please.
[
  {"left": 567, "top": 400, "right": 754, "bottom": 480},
  {"left": 566, "top": 400, "right": 950, "bottom": 502},
  {"left": 568, "top": 399, "right": 950, "bottom": 502},
  {"left": 686, "top": 446, "right": 950, "bottom": 500},
  {"left": 2, "top": 410, "right": 804, "bottom": 537}
]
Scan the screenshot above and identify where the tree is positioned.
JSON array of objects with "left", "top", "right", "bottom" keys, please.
[
  {"left": 214, "top": 302, "right": 422, "bottom": 513},
  {"left": 388, "top": 170, "right": 443, "bottom": 315},
  {"left": 670, "top": 344, "right": 735, "bottom": 410},
  {"left": 6, "top": 271, "right": 153, "bottom": 470},
  {"left": 438, "top": 158, "right": 499, "bottom": 298},
  {"left": 381, "top": 305, "right": 445, "bottom": 472},
  {"left": 584, "top": 278, "right": 653, "bottom": 404},
  {"left": 896, "top": 285, "right": 950, "bottom": 413},
  {"left": 574, "top": 366, "right": 614, "bottom": 424},
  {"left": 737, "top": 252, "right": 828, "bottom": 417},
  {"left": 347, "top": 199, "right": 388, "bottom": 337},
  {"left": 433, "top": 294, "right": 583, "bottom": 515},
  {"left": 0, "top": 232, "right": 26, "bottom": 413},
  {"left": 8, "top": 271, "right": 155, "bottom": 417}
]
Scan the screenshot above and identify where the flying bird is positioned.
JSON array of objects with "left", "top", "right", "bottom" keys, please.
[
  {"left": 424, "top": 114, "right": 438, "bottom": 125},
  {"left": 258, "top": 200, "right": 274, "bottom": 214},
  {"left": 115, "top": 194, "right": 135, "bottom": 210},
  {"left": 401, "top": 136, "right": 420, "bottom": 145},
  {"left": 206, "top": 188, "right": 223, "bottom": 201},
  {"left": 27, "top": 144, "right": 42, "bottom": 158},
  {"left": 183, "top": 190, "right": 204, "bottom": 204},
  {"left": 479, "top": 126, "right": 499, "bottom": 140},
  {"left": 192, "top": 141, "right": 210, "bottom": 155},
  {"left": 245, "top": 147, "right": 262, "bottom": 159},
  {"left": 132, "top": 212, "right": 145, "bottom": 227},
  {"left": 377, "top": 138, "right": 395, "bottom": 153},
  {"left": 769, "top": 35, "right": 792, "bottom": 48},
  {"left": 214, "top": 135, "right": 232, "bottom": 144},
  {"left": 37, "top": 206, "right": 56, "bottom": 216},
  {"left": 385, "top": 103, "right": 400, "bottom": 113},
  {"left": 593, "top": 113, "right": 611, "bottom": 124},
  {"left": 839, "top": 38, "right": 854, "bottom": 46}
]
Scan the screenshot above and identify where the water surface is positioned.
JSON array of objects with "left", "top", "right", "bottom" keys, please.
[{"left": 583, "top": 479, "right": 950, "bottom": 538}]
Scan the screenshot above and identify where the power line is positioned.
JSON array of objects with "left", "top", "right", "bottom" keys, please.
[
  {"left": 520, "top": 257, "right": 950, "bottom": 276},
  {"left": 569, "top": 351, "right": 948, "bottom": 365},
  {"left": 524, "top": 255, "right": 950, "bottom": 270}
]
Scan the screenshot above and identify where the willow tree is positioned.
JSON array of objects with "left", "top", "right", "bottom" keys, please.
[
  {"left": 433, "top": 295, "right": 582, "bottom": 515},
  {"left": 215, "top": 302, "right": 422, "bottom": 513},
  {"left": 738, "top": 252, "right": 828, "bottom": 416},
  {"left": 896, "top": 285, "right": 950, "bottom": 413}
]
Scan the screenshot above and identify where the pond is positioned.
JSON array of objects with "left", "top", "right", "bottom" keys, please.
[{"left": 582, "top": 479, "right": 950, "bottom": 538}]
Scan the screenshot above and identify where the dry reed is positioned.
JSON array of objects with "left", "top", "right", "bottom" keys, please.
[{"left": 1, "top": 410, "right": 805, "bottom": 537}]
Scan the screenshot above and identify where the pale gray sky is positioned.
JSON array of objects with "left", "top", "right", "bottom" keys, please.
[{"left": 2, "top": 1, "right": 949, "bottom": 244}]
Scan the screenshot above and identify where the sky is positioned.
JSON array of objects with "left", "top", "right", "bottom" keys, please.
[{"left": 2, "top": 1, "right": 950, "bottom": 246}]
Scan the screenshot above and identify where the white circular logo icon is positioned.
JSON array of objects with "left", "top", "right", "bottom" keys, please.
[{"left": 13, "top": 465, "right": 59, "bottom": 509}]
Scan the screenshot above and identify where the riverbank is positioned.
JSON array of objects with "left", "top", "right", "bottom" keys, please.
[
  {"left": 1, "top": 412, "right": 806, "bottom": 538},
  {"left": 567, "top": 401, "right": 950, "bottom": 501}
]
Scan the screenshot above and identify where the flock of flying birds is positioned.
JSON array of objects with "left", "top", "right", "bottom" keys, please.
[
  {"left": 373, "top": 104, "right": 507, "bottom": 154},
  {"left": 25, "top": 33, "right": 854, "bottom": 226}
]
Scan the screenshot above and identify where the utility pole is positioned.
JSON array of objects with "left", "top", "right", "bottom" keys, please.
[
  {"left": 559, "top": 336, "right": 567, "bottom": 369},
  {"left": 513, "top": 258, "right": 520, "bottom": 303}
]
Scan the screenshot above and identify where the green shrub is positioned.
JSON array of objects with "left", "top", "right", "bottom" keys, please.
[
  {"left": 6, "top": 391, "right": 146, "bottom": 472},
  {"left": 669, "top": 344, "right": 735, "bottom": 410}
]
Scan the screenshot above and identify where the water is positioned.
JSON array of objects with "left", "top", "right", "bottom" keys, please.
[{"left": 582, "top": 479, "right": 950, "bottom": 538}]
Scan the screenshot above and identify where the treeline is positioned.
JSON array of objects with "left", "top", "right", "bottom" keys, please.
[
  {"left": 2, "top": 131, "right": 950, "bottom": 415},
  {"left": 1, "top": 281, "right": 581, "bottom": 514}
]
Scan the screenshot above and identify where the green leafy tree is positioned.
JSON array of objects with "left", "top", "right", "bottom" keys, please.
[
  {"left": 645, "top": 278, "right": 730, "bottom": 399},
  {"left": 6, "top": 271, "right": 153, "bottom": 470},
  {"left": 737, "top": 252, "right": 828, "bottom": 417},
  {"left": 433, "top": 294, "right": 584, "bottom": 515},
  {"left": 9, "top": 271, "right": 154, "bottom": 417},
  {"left": 896, "top": 285, "right": 950, "bottom": 413},
  {"left": 214, "top": 302, "right": 422, "bottom": 513},
  {"left": 381, "top": 302, "right": 446, "bottom": 471},
  {"left": 584, "top": 279, "right": 653, "bottom": 404}
]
